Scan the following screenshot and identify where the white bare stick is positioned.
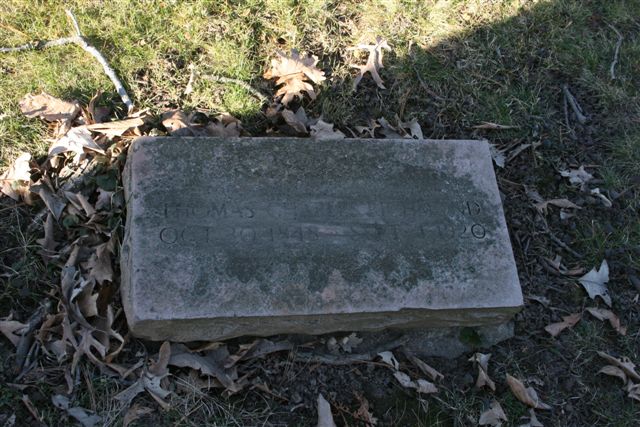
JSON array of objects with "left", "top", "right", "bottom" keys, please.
[
  {"left": 562, "top": 84, "right": 587, "bottom": 125},
  {"left": 607, "top": 23, "right": 623, "bottom": 80},
  {"left": 0, "top": 10, "right": 133, "bottom": 113},
  {"left": 64, "top": 10, "right": 133, "bottom": 113}
]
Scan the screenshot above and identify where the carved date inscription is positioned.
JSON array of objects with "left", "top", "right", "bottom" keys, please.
[{"left": 154, "top": 198, "right": 490, "bottom": 248}]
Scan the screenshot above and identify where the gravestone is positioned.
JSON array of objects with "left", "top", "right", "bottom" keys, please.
[{"left": 121, "top": 137, "right": 522, "bottom": 342}]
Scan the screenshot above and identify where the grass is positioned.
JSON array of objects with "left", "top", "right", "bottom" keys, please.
[{"left": 1, "top": 0, "right": 639, "bottom": 425}]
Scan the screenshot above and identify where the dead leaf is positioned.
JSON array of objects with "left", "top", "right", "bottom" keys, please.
[
  {"left": 354, "top": 393, "right": 377, "bottom": 425},
  {"left": 204, "top": 120, "right": 241, "bottom": 137},
  {"left": 349, "top": 37, "right": 391, "bottom": 89},
  {"left": 30, "top": 179, "right": 66, "bottom": 220},
  {"left": 397, "top": 117, "right": 423, "bottom": 139},
  {"left": 85, "top": 117, "right": 145, "bottom": 137},
  {"left": 0, "top": 152, "right": 32, "bottom": 201},
  {"left": 579, "top": 260, "right": 611, "bottom": 306},
  {"left": 585, "top": 307, "right": 626, "bottom": 335},
  {"left": 317, "top": 393, "right": 336, "bottom": 427},
  {"left": 0, "top": 319, "right": 27, "bottom": 347},
  {"left": 520, "top": 409, "right": 544, "bottom": 427},
  {"left": 19, "top": 92, "right": 80, "bottom": 133},
  {"left": 83, "top": 242, "right": 114, "bottom": 284},
  {"left": 168, "top": 343, "right": 237, "bottom": 390},
  {"left": 534, "top": 198, "right": 581, "bottom": 214},
  {"left": 281, "top": 107, "right": 310, "bottom": 134},
  {"left": 598, "top": 365, "right": 627, "bottom": 384},
  {"left": 597, "top": 352, "right": 640, "bottom": 382},
  {"left": 469, "top": 353, "right": 495, "bottom": 391},
  {"left": 406, "top": 354, "right": 444, "bottom": 382},
  {"left": 51, "top": 394, "right": 101, "bottom": 427},
  {"left": 377, "top": 351, "right": 400, "bottom": 370},
  {"left": 393, "top": 371, "right": 438, "bottom": 394},
  {"left": 489, "top": 145, "right": 506, "bottom": 168},
  {"left": 560, "top": 166, "right": 593, "bottom": 190},
  {"left": 473, "top": 122, "right": 519, "bottom": 130},
  {"left": 478, "top": 400, "right": 507, "bottom": 426},
  {"left": 627, "top": 383, "right": 640, "bottom": 402},
  {"left": 310, "top": 119, "right": 345, "bottom": 140},
  {"left": 541, "top": 255, "right": 584, "bottom": 276},
  {"left": 95, "top": 189, "right": 113, "bottom": 211},
  {"left": 544, "top": 313, "right": 582, "bottom": 337},
  {"left": 162, "top": 110, "right": 192, "bottom": 135},
  {"left": 590, "top": 188, "right": 612, "bottom": 208},
  {"left": 264, "top": 49, "right": 326, "bottom": 105},
  {"left": 36, "top": 212, "right": 58, "bottom": 260},
  {"left": 506, "top": 374, "right": 551, "bottom": 410},
  {"left": 48, "top": 127, "right": 105, "bottom": 159},
  {"left": 123, "top": 404, "right": 153, "bottom": 427},
  {"left": 339, "top": 333, "right": 363, "bottom": 353}
]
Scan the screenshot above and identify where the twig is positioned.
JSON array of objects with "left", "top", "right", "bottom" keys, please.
[
  {"left": 548, "top": 233, "right": 583, "bottom": 259},
  {"left": 562, "top": 91, "right": 576, "bottom": 140},
  {"left": 562, "top": 84, "right": 587, "bottom": 125},
  {"left": 202, "top": 74, "right": 269, "bottom": 103},
  {"left": 0, "top": 10, "right": 133, "bottom": 113},
  {"left": 606, "top": 23, "right": 623, "bottom": 80}
]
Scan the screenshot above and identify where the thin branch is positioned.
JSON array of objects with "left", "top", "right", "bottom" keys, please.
[
  {"left": 202, "top": 74, "right": 269, "bottom": 103},
  {"left": 562, "top": 84, "right": 587, "bottom": 125},
  {"left": 606, "top": 23, "right": 623, "bottom": 80},
  {"left": 0, "top": 10, "right": 133, "bottom": 113}
]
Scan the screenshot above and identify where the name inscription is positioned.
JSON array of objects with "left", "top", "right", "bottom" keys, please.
[{"left": 154, "top": 199, "right": 490, "bottom": 247}]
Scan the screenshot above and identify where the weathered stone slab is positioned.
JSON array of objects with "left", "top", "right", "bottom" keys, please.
[{"left": 122, "top": 137, "right": 522, "bottom": 341}]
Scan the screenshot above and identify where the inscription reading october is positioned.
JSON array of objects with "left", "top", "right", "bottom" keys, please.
[{"left": 155, "top": 198, "right": 489, "bottom": 247}]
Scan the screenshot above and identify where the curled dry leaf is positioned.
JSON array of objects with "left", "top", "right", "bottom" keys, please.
[
  {"left": 0, "top": 318, "right": 27, "bottom": 347},
  {"left": 123, "top": 404, "right": 153, "bottom": 427},
  {"left": 19, "top": 92, "right": 80, "bottom": 134},
  {"left": 0, "top": 152, "right": 32, "bottom": 201},
  {"left": 406, "top": 354, "right": 444, "bottom": 382},
  {"left": 534, "top": 198, "right": 581, "bottom": 214},
  {"left": 85, "top": 117, "right": 145, "bottom": 137},
  {"left": 544, "top": 313, "right": 582, "bottom": 337},
  {"left": 598, "top": 365, "right": 627, "bottom": 384},
  {"left": 349, "top": 36, "right": 391, "bottom": 89},
  {"left": 317, "top": 393, "right": 337, "bottom": 427},
  {"left": 49, "top": 127, "right": 106, "bottom": 159},
  {"left": 51, "top": 394, "right": 101, "bottom": 427},
  {"left": 281, "top": 107, "right": 310, "bottom": 134},
  {"left": 377, "top": 351, "right": 400, "bottom": 370},
  {"left": 469, "top": 353, "right": 495, "bottom": 390},
  {"left": 521, "top": 408, "right": 544, "bottom": 427},
  {"left": 310, "top": 119, "right": 345, "bottom": 140},
  {"left": 397, "top": 117, "right": 423, "bottom": 139},
  {"left": 393, "top": 371, "right": 438, "bottom": 394},
  {"left": 354, "top": 393, "right": 377, "bottom": 425},
  {"left": 30, "top": 179, "right": 67, "bottom": 220},
  {"left": 339, "top": 333, "right": 363, "bottom": 353},
  {"left": 590, "top": 188, "right": 613, "bottom": 208},
  {"left": 264, "top": 49, "right": 326, "bottom": 105},
  {"left": 542, "top": 255, "right": 584, "bottom": 276},
  {"left": 506, "top": 374, "right": 551, "bottom": 410},
  {"left": 82, "top": 242, "right": 114, "bottom": 284},
  {"left": 597, "top": 352, "right": 640, "bottom": 382},
  {"left": 579, "top": 260, "right": 611, "bottom": 307},
  {"left": 489, "top": 145, "right": 506, "bottom": 168},
  {"left": 168, "top": 343, "right": 237, "bottom": 391},
  {"left": 560, "top": 166, "right": 593, "bottom": 190},
  {"left": 478, "top": 400, "right": 507, "bottom": 426},
  {"left": 585, "top": 307, "right": 626, "bottom": 335}
]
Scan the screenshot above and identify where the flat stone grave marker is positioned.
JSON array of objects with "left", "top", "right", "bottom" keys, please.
[{"left": 122, "top": 137, "right": 522, "bottom": 341}]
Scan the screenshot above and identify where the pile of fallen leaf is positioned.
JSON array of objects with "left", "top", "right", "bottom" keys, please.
[{"left": 1, "top": 39, "right": 638, "bottom": 426}]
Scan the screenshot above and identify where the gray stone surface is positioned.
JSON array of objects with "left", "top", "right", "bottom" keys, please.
[{"left": 122, "top": 137, "right": 522, "bottom": 341}]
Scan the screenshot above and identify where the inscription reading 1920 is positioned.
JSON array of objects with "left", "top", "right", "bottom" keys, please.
[{"left": 154, "top": 198, "right": 490, "bottom": 247}]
